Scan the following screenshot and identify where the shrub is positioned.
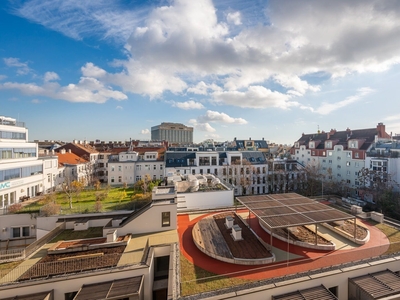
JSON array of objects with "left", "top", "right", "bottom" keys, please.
[
  {"left": 41, "top": 203, "right": 61, "bottom": 217},
  {"left": 95, "top": 191, "right": 108, "bottom": 202},
  {"left": 8, "top": 203, "right": 23, "bottom": 214},
  {"left": 94, "top": 200, "right": 103, "bottom": 212}
]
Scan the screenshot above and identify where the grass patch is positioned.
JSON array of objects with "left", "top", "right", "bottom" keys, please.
[
  {"left": 0, "top": 261, "right": 23, "bottom": 278},
  {"left": 180, "top": 255, "right": 249, "bottom": 296},
  {"left": 375, "top": 223, "right": 400, "bottom": 254},
  {"left": 50, "top": 227, "right": 104, "bottom": 243},
  {"left": 19, "top": 187, "right": 150, "bottom": 215}
]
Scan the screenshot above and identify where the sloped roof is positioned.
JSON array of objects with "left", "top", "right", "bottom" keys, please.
[
  {"left": 57, "top": 152, "right": 88, "bottom": 166},
  {"left": 272, "top": 285, "right": 338, "bottom": 300},
  {"left": 165, "top": 152, "right": 196, "bottom": 167}
]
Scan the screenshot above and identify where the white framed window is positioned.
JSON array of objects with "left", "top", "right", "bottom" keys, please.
[{"left": 11, "top": 226, "right": 30, "bottom": 238}]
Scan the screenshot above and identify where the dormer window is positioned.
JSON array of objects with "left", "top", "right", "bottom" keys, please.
[
  {"left": 325, "top": 141, "right": 332, "bottom": 148},
  {"left": 309, "top": 142, "right": 315, "bottom": 149},
  {"left": 349, "top": 140, "right": 358, "bottom": 149},
  {"left": 295, "top": 142, "right": 300, "bottom": 148}
]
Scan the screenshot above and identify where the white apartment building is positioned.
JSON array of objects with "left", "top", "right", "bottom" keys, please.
[
  {"left": 165, "top": 150, "right": 269, "bottom": 196},
  {"left": 108, "top": 150, "right": 164, "bottom": 186},
  {"left": 291, "top": 123, "right": 391, "bottom": 195},
  {"left": 0, "top": 116, "right": 58, "bottom": 213}
]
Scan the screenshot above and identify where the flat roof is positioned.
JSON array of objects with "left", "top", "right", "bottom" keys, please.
[
  {"left": 272, "top": 285, "right": 338, "bottom": 300},
  {"left": 73, "top": 276, "right": 143, "bottom": 300},
  {"left": 237, "top": 193, "right": 355, "bottom": 229}
]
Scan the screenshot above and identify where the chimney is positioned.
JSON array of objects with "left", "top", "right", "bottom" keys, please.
[
  {"left": 377, "top": 122, "right": 387, "bottom": 138},
  {"left": 61, "top": 149, "right": 66, "bottom": 154},
  {"left": 68, "top": 149, "right": 72, "bottom": 153}
]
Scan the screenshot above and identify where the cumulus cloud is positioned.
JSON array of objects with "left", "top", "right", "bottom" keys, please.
[
  {"left": 188, "top": 119, "right": 216, "bottom": 133},
  {"left": 226, "top": 11, "right": 241, "bottom": 25},
  {"left": 0, "top": 76, "right": 127, "bottom": 103},
  {"left": 116, "top": 105, "right": 123, "bottom": 110},
  {"left": 313, "top": 87, "right": 374, "bottom": 115},
  {"left": 44, "top": 72, "right": 60, "bottom": 82},
  {"left": 8, "top": 0, "right": 400, "bottom": 109},
  {"left": 170, "top": 100, "right": 205, "bottom": 110},
  {"left": 212, "top": 86, "right": 295, "bottom": 109},
  {"left": 141, "top": 129, "right": 150, "bottom": 134},
  {"left": 3, "top": 57, "right": 32, "bottom": 75},
  {"left": 198, "top": 110, "right": 247, "bottom": 124}
]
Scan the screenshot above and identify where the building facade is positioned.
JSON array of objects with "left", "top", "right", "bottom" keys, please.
[
  {"left": 151, "top": 122, "right": 193, "bottom": 144},
  {"left": 291, "top": 123, "right": 391, "bottom": 195},
  {"left": 0, "top": 116, "right": 58, "bottom": 213}
]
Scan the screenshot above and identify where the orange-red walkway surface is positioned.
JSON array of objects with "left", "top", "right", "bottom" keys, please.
[{"left": 178, "top": 210, "right": 390, "bottom": 280}]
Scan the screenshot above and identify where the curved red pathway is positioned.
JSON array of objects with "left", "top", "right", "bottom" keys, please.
[{"left": 178, "top": 210, "right": 390, "bottom": 280}]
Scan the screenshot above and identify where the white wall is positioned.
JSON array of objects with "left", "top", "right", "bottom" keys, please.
[
  {"left": 117, "top": 202, "right": 177, "bottom": 236},
  {"left": 180, "top": 189, "right": 233, "bottom": 210},
  {"left": 0, "top": 214, "right": 36, "bottom": 241}
]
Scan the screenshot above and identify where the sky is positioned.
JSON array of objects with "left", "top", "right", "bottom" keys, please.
[{"left": 1, "top": 0, "right": 400, "bottom": 144}]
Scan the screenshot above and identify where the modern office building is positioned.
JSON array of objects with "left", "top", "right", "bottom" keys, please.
[
  {"left": 151, "top": 123, "right": 193, "bottom": 144},
  {"left": 0, "top": 116, "right": 58, "bottom": 213}
]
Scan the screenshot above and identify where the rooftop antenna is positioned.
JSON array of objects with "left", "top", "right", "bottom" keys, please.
[{"left": 317, "top": 125, "right": 320, "bottom": 134}]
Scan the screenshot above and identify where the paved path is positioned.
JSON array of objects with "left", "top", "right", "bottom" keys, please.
[{"left": 178, "top": 210, "right": 390, "bottom": 280}]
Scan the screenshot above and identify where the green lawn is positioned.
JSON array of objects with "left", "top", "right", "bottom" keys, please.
[
  {"left": 375, "top": 223, "right": 400, "bottom": 254},
  {"left": 19, "top": 187, "right": 150, "bottom": 215},
  {"left": 50, "top": 227, "right": 104, "bottom": 243},
  {"left": 180, "top": 255, "right": 249, "bottom": 296}
]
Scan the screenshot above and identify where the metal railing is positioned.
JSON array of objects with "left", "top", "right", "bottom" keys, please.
[
  {"left": 0, "top": 249, "right": 25, "bottom": 263},
  {"left": 24, "top": 223, "right": 65, "bottom": 258}
]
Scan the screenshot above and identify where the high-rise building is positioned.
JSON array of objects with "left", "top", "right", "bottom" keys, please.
[{"left": 151, "top": 122, "right": 193, "bottom": 144}]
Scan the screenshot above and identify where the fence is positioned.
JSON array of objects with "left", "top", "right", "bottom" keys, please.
[{"left": 0, "top": 248, "right": 25, "bottom": 263}]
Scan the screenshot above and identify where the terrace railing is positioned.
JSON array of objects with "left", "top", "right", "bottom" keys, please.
[{"left": 0, "top": 249, "right": 25, "bottom": 263}]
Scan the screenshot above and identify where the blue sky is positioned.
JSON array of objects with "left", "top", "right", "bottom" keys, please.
[{"left": 1, "top": 0, "right": 400, "bottom": 144}]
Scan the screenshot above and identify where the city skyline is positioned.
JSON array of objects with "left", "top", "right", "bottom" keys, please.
[{"left": 1, "top": 0, "right": 400, "bottom": 144}]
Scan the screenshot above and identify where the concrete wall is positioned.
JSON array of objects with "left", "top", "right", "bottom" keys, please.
[
  {"left": 0, "top": 214, "right": 36, "bottom": 242},
  {"left": 117, "top": 202, "right": 177, "bottom": 236},
  {"left": 199, "top": 257, "right": 400, "bottom": 300}
]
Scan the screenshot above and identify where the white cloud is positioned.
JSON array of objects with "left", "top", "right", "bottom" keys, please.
[
  {"left": 0, "top": 75, "right": 7, "bottom": 81},
  {"left": 141, "top": 129, "right": 150, "bottom": 134},
  {"left": 13, "top": 0, "right": 147, "bottom": 43},
  {"left": 116, "top": 106, "right": 123, "bottom": 110},
  {"left": 198, "top": 110, "right": 247, "bottom": 124},
  {"left": 31, "top": 99, "right": 41, "bottom": 104},
  {"left": 44, "top": 72, "right": 60, "bottom": 82},
  {"left": 8, "top": 0, "right": 400, "bottom": 110},
  {"left": 212, "top": 86, "right": 295, "bottom": 109},
  {"left": 188, "top": 119, "right": 216, "bottom": 132},
  {"left": 81, "top": 63, "right": 107, "bottom": 78},
  {"left": 226, "top": 11, "right": 241, "bottom": 25},
  {"left": 3, "top": 57, "right": 32, "bottom": 75},
  {"left": 170, "top": 100, "right": 205, "bottom": 110},
  {"left": 0, "top": 76, "right": 127, "bottom": 103},
  {"left": 385, "top": 114, "right": 400, "bottom": 122},
  {"left": 313, "top": 87, "right": 374, "bottom": 115}
]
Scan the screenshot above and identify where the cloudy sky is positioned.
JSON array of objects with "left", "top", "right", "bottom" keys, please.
[{"left": 1, "top": 0, "right": 400, "bottom": 144}]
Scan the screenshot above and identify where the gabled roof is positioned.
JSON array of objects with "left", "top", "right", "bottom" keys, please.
[
  {"left": 57, "top": 152, "right": 88, "bottom": 166},
  {"left": 57, "top": 143, "right": 98, "bottom": 158}
]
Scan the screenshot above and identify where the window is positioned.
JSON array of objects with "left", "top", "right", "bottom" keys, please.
[
  {"left": 11, "top": 226, "right": 30, "bottom": 238},
  {"left": 328, "top": 160, "right": 332, "bottom": 164},
  {"left": 328, "top": 151, "right": 333, "bottom": 156},
  {"left": 154, "top": 165, "right": 157, "bottom": 170},
  {"left": 355, "top": 153, "right": 359, "bottom": 158},
  {"left": 347, "top": 152, "right": 351, "bottom": 157},
  {"left": 111, "top": 177, "right": 114, "bottom": 183},
  {"left": 162, "top": 212, "right": 170, "bottom": 227},
  {"left": 346, "top": 162, "right": 350, "bottom": 166},
  {"left": 136, "top": 165, "right": 141, "bottom": 171},
  {"left": 346, "top": 179, "right": 351, "bottom": 184}
]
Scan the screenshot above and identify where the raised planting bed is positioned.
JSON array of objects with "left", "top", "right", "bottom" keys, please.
[{"left": 322, "top": 220, "right": 369, "bottom": 245}]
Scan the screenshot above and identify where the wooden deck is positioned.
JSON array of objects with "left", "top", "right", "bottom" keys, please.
[{"left": 192, "top": 217, "right": 232, "bottom": 259}]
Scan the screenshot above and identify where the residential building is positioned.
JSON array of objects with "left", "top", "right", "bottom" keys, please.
[
  {"left": 165, "top": 150, "right": 269, "bottom": 196},
  {"left": 151, "top": 123, "right": 193, "bottom": 144},
  {"left": 0, "top": 116, "right": 58, "bottom": 214},
  {"left": 108, "top": 147, "right": 165, "bottom": 186},
  {"left": 365, "top": 140, "right": 400, "bottom": 192},
  {"left": 291, "top": 123, "right": 390, "bottom": 195},
  {"left": 56, "top": 149, "right": 89, "bottom": 186}
]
